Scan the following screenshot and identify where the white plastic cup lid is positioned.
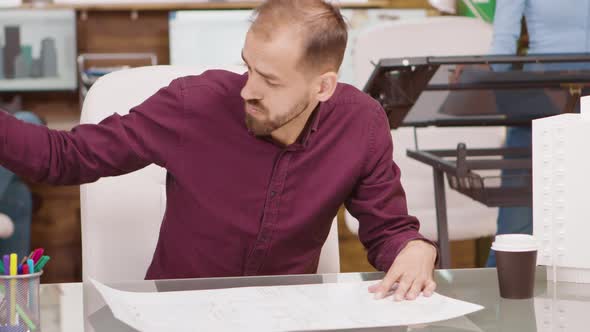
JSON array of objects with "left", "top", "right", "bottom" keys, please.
[{"left": 491, "top": 234, "right": 538, "bottom": 252}]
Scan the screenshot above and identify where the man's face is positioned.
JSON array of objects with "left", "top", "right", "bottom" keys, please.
[{"left": 240, "top": 28, "right": 314, "bottom": 136}]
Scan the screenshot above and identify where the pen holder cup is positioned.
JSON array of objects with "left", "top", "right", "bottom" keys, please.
[{"left": 0, "top": 272, "right": 42, "bottom": 332}]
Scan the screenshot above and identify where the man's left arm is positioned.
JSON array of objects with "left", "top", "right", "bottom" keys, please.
[{"left": 345, "top": 107, "right": 438, "bottom": 301}]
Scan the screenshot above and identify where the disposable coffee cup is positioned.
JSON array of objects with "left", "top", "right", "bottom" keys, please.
[{"left": 491, "top": 234, "right": 538, "bottom": 299}]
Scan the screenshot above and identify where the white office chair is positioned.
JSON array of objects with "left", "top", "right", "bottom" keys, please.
[
  {"left": 79, "top": 65, "right": 340, "bottom": 329},
  {"left": 348, "top": 17, "right": 503, "bottom": 245}
]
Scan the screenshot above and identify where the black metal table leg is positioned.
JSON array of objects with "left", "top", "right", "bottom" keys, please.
[{"left": 433, "top": 168, "right": 451, "bottom": 269}]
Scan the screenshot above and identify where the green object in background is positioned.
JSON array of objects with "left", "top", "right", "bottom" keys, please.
[
  {"left": 458, "top": 0, "right": 496, "bottom": 23},
  {"left": 20, "top": 46, "right": 33, "bottom": 66}
]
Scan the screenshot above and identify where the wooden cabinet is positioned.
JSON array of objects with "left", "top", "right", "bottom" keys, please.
[{"left": 29, "top": 184, "right": 81, "bottom": 284}]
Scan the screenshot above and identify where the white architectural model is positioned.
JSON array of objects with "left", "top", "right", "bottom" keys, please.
[{"left": 533, "top": 96, "right": 590, "bottom": 283}]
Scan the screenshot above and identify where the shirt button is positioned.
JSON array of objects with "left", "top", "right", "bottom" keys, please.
[{"left": 270, "top": 191, "right": 277, "bottom": 197}]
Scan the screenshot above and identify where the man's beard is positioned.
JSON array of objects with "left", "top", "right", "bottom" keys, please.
[{"left": 244, "top": 99, "right": 309, "bottom": 136}]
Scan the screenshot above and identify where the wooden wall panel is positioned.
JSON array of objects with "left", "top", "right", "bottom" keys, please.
[
  {"left": 29, "top": 184, "right": 81, "bottom": 283},
  {"left": 77, "top": 11, "right": 171, "bottom": 65}
]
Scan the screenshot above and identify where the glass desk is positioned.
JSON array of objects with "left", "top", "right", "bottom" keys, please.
[{"left": 39, "top": 266, "right": 586, "bottom": 331}]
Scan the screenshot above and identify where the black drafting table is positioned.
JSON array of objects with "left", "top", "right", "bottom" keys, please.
[{"left": 363, "top": 53, "right": 590, "bottom": 268}]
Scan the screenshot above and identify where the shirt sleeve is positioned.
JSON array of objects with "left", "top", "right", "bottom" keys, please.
[
  {"left": 0, "top": 78, "right": 186, "bottom": 185},
  {"left": 491, "top": 0, "right": 526, "bottom": 71},
  {"left": 345, "top": 107, "right": 437, "bottom": 272}
]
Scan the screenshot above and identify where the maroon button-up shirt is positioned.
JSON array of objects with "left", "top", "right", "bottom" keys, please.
[{"left": 0, "top": 70, "right": 431, "bottom": 279}]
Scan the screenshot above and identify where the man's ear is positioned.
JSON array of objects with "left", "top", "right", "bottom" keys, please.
[{"left": 316, "top": 72, "right": 339, "bottom": 102}]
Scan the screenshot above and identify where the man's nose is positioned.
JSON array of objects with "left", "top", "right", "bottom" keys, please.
[{"left": 240, "top": 76, "right": 261, "bottom": 101}]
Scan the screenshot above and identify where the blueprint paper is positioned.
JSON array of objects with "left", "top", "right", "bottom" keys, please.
[{"left": 91, "top": 278, "right": 483, "bottom": 332}]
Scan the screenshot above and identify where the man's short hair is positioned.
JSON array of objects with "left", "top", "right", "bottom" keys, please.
[{"left": 251, "top": 0, "right": 348, "bottom": 73}]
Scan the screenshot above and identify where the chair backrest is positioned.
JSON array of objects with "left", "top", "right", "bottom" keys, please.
[
  {"left": 350, "top": 17, "right": 501, "bottom": 241},
  {"left": 79, "top": 65, "right": 340, "bottom": 285}
]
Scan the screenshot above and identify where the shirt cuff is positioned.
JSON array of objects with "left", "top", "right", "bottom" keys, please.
[{"left": 375, "top": 234, "right": 439, "bottom": 272}]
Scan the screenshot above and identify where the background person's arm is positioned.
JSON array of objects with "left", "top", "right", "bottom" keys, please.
[{"left": 490, "top": 0, "right": 526, "bottom": 71}]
